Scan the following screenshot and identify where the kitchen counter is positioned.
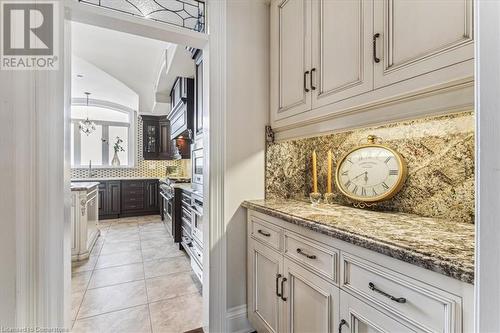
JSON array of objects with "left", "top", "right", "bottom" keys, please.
[
  {"left": 242, "top": 199, "right": 474, "bottom": 284},
  {"left": 171, "top": 183, "right": 193, "bottom": 193},
  {"left": 70, "top": 182, "right": 100, "bottom": 191},
  {"left": 72, "top": 177, "right": 160, "bottom": 181}
]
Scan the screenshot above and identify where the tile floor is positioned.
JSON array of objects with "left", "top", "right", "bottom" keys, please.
[{"left": 71, "top": 215, "right": 202, "bottom": 333}]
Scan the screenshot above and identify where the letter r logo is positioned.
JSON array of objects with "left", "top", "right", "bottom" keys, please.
[{"left": 2, "top": 3, "right": 53, "bottom": 56}]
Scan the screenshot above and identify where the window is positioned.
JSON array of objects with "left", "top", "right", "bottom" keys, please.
[{"left": 71, "top": 104, "right": 135, "bottom": 167}]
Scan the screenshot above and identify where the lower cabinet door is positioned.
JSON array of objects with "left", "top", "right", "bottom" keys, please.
[
  {"left": 282, "top": 258, "right": 339, "bottom": 333},
  {"left": 248, "top": 239, "right": 283, "bottom": 333},
  {"left": 339, "top": 290, "right": 414, "bottom": 333}
]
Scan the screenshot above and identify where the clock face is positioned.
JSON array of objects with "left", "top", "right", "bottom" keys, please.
[{"left": 336, "top": 145, "right": 406, "bottom": 202}]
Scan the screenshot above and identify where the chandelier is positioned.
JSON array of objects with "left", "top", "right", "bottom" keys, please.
[{"left": 79, "top": 92, "right": 96, "bottom": 136}]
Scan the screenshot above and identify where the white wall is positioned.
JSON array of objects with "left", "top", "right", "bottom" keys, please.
[
  {"left": 224, "top": 0, "right": 269, "bottom": 314},
  {"left": 0, "top": 6, "right": 67, "bottom": 329},
  {"left": 475, "top": 1, "right": 500, "bottom": 331}
]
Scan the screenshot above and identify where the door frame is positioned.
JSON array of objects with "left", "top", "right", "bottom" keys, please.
[{"left": 11, "top": 0, "right": 228, "bottom": 330}]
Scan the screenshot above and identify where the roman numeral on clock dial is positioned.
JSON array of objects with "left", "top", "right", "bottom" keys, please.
[{"left": 389, "top": 169, "right": 398, "bottom": 175}]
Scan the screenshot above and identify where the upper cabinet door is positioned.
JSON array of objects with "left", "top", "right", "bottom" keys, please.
[
  {"left": 271, "top": 0, "right": 312, "bottom": 123},
  {"left": 311, "top": 0, "right": 373, "bottom": 109},
  {"left": 282, "top": 259, "right": 339, "bottom": 333},
  {"left": 373, "top": 0, "right": 474, "bottom": 89}
]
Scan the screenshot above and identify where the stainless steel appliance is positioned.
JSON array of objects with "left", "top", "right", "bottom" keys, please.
[
  {"left": 159, "top": 177, "right": 190, "bottom": 243},
  {"left": 191, "top": 138, "right": 203, "bottom": 193}
]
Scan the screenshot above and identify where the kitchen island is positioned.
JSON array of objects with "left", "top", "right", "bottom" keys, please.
[{"left": 71, "top": 182, "right": 100, "bottom": 261}]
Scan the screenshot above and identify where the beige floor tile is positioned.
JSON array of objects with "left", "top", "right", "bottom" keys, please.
[
  {"left": 143, "top": 256, "right": 191, "bottom": 279},
  {"left": 140, "top": 230, "right": 170, "bottom": 241},
  {"left": 95, "top": 250, "right": 143, "bottom": 269},
  {"left": 140, "top": 238, "right": 172, "bottom": 249},
  {"left": 141, "top": 244, "right": 184, "bottom": 262},
  {"left": 72, "top": 305, "right": 151, "bottom": 333},
  {"left": 78, "top": 280, "right": 148, "bottom": 318},
  {"left": 89, "top": 263, "right": 144, "bottom": 289},
  {"left": 72, "top": 271, "right": 93, "bottom": 292},
  {"left": 72, "top": 256, "right": 98, "bottom": 273},
  {"left": 71, "top": 290, "right": 85, "bottom": 321},
  {"left": 146, "top": 272, "right": 201, "bottom": 303},
  {"left": 100, "top": 240, "right": 141, "bottom": 255},
  {"left": 149, "top": 293, "right": 203, "bottom": 333}
]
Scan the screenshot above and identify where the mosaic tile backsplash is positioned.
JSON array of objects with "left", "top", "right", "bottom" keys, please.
[
  {"left": 266, "top": 111, "right": 475, "bottom": 224},
  {"left": 71, "top": 117, "right": 183, "bottom": 179}
]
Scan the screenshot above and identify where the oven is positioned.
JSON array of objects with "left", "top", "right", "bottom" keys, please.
[
  {"left": 160, "top": 183, "right": 173, "bottom": 234},
  {"left": 190, "top": 192, "right": 203, "bottom": 248},
  {"left": 191, "top": 138, "right": 203, "bottom": 192}
]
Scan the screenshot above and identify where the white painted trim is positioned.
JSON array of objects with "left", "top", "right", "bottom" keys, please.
[
  {"left": 226, "top": 305, "right": 253, "bottom": 333},
  {"left": 475, "top": 0, "right": 500, "bottom": 331},
  {"left": 205, "top": 0, "right": 228, "bottom": 331},
  {"left": 71, "top": 97, "right": 136, "bottom": 115}
]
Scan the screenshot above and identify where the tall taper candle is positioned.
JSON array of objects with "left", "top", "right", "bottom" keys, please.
[
  {"left": 312, "top": 150, "right": 318, "bottom": 193},
  {"left": 327, "top": 150, "right": 332, "bottom": 193}
]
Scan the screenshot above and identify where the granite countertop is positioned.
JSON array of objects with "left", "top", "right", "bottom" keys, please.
[
  {"left": 71, "top": 182, "right": 100, "bottom": 191},
  {"left": 171, "top": 183, "right": 193, "bottom": 193},
  {"left": 72, "top": 177, "right": 161, "bottom": 181},
  {"left": 242, "top": 199, "right": 475, "bottom": 284}
]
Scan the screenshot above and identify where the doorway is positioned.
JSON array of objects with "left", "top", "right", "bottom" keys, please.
[{"left": 65, "top": 2, "right": 210, "bottom": 331}]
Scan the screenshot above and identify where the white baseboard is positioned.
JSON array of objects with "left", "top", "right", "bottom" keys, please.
[{"left": 226, "top": 304, "right": 254, "bottom": 333}]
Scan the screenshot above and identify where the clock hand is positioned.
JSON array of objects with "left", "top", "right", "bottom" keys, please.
[{"left": 352, "top": 172, "right": 367, "bottom": 181}]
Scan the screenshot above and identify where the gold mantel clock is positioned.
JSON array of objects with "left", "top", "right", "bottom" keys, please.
[{"left": 335, "top": 135, "right": 407, "bottom": 203}]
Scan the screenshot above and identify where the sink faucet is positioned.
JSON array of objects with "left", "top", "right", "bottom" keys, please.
[{"left": 88, "top": 160, "right": 96, "bottom": 178}]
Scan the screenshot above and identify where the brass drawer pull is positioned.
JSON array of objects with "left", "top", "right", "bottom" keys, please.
[
  {"left": 257, "top": 229, "right": 271, "bottom": 237},
  {"left": 368, "top": 282, "right": 407, "bottom": 303},
  {"left": 296, "top": 248, "right": 317, "bottom": 259}
]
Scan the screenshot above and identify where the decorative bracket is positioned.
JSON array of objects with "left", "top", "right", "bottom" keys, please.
[
  {"left": 80, "top": 199, "right": 87, "bottom": 216},
  {"left": 265, "top": 125, "right": 275, "bottom": 144}
]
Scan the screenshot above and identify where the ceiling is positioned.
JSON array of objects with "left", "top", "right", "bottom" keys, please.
[{"left": 71, "top": 21, "right": 171, "bottom": 113}]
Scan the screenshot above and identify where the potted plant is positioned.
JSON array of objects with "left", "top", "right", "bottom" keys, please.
[{"left": 112, "top": 136, "right": 125, "bottom": 166}]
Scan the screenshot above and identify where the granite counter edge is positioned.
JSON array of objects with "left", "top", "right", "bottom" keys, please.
[{"left": 242, "top": 200, "right": 474, "bottom": 284}]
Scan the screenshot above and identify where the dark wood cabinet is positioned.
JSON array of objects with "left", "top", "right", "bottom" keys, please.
[
  {"left": 145, "top": 180, "right": 159, "bottom": 210},
  {"left": 107, "top": 181, "right": 121, "bottom": 216},
  {"left": 142, "top": 117, "right": 160, "bottom": 160},
  {"left": 74, "top": 179, "right": 159, "bottom": 219},
  {"left": 142, "top": 115, "right": 189, "bottom": 160},
  {"left": 194, "top": 50, "right": 204, "bottom": 138},
  {"left": 168, "top": 77, "right": 195, "bottom": 140}
]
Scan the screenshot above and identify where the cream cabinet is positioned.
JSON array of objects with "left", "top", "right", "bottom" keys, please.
[
  {"left": 270, "top": 0, "right": 312, "bottom": 122},
  {"left": 246, "top": 210, "right": 474, "bottom": 333},
  {"left": 373, "top": 0, "right": 473, "bottom": 89},
  {"left": 270, "top": 0, "right": 474, "bottom": 139}
]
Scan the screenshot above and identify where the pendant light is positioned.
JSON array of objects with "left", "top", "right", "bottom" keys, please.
[{"left": 79, "top": 92, "right": 96, "bottom": 136}]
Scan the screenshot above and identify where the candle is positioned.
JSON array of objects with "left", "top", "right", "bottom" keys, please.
[
  {"left": 327, "top": 150, "right": 332, "bottom": 193},
  {"left": 312, "top": 150, "right": 318, "bottom": 193}
]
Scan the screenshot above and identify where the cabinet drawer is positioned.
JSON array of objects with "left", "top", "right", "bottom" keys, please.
[
  {"left": 122, "top": 202, "right": 145, "bottom": 211},
  {"left": 341, "top": 253, "right": 462, "bottom": 332},
  {"left": 284, "top": 232, "right": 338, "bottom": 283},
  {"left": 122, "top": 196, "right": 144, "bottom": 204},
  {"left": 122, "top": 181, "right": 144, "bottom": 189},
  {"left": 122, "top": 188, "right": 144, "bottom": 196},
  {"left": 250, "top": 216, "right": 283, "bottom": 252}
]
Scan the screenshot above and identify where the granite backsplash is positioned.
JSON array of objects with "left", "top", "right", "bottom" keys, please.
[
  {"left": 266, "top": 111, "right": 475, "bottom": 224},
  {"left": 71, "top": 116, "right": 185, "bottom": 179}
]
